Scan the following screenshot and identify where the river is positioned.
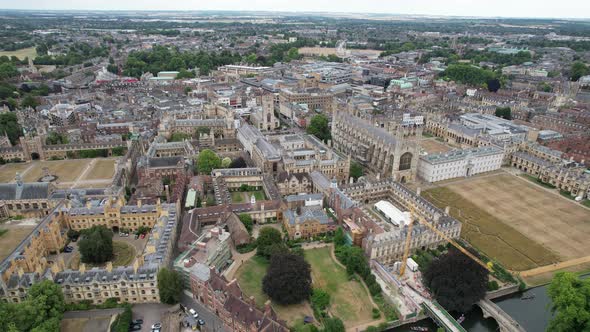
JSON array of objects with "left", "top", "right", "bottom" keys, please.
[{"left": 391, "top": 284, "right": 554, "bottom": 332}]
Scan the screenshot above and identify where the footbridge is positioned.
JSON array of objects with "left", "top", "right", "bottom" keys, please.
[
  {"left": 477, "top": 299, "right": 526, "bottom": 332},
  {"left": 421, "top": 301, "right": 467, "bottom": 332}
]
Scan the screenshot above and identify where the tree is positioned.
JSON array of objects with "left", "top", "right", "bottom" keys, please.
[
  {"left": 495, "top": 107, "right": 512, "bottom": 120},
  {"left": 0, "top": 280, "right": 65, "bottom": 332},
  {"left": 239, "top": 213, "right": 254, "bottom": 234},
  {"left": 262, "top": 253, "right": 312, "bottom": 305},
  {"left": 310, "top": 288, "right": 330, "bottom": 311},
  {"left": 78, "top": 226, "right": 114, "bottom": 264},
  {"left": 45, "top": 131, "right": 68, "bottom": 145},
  {"left": 221, "top": 157, "right": 232, "bottom": 168},
  {"left": 0, "top": 112, "right": 22, "bottom": 145},
  {"left": 441, "top": 64, "right": 496, "bottom": 86},
  {"left": 21, "top": 95, "right": 39, "bottom": 109},
  {"left": 0, "top": 62, "right": 18, "bottom": 80},
  {"left": 547, "top": 272, "right": 590, "bottom": 331},
  {"left": 197, "top": 149, "right": 221, "bottom": 174},
  {"left": 333, "top": 227, "right": 346, "bottom": 247},
  {"left": 423, "top": 248, "right": 488, "bottom": 313},
  {"left": 307, "top": 114, "right": 331, "bottom": 142},
  {"left": 486, "top": 78, "right": 501, "bottom": 92},
  {"left": 570, "top": 61, "right": 589, "bottom": 81},
  {"left": 256, "top": 226, "right": 283, "bottom": 258},
  {"left": 349, "top": 161, "right": 363, "bottom": 181},
  {"left": 323, "top": 317, "right": 345, "bottom": 332},
  {"left": 169, "top": 132, "right": 190, "bottom": 142},
  {"left": 230, "top": 157, "right": 247, "bottom": 168},
  {"left": 157, "top": 268, "right": 183, "bottom": 304}
]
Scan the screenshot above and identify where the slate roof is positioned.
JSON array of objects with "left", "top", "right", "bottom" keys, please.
[{"left": 0, "top": 182, "right": 51, "bottom": 200}]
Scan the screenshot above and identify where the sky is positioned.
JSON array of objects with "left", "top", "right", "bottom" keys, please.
[{"left": 0, "top": 0, "right": 589, "bottom": 19}]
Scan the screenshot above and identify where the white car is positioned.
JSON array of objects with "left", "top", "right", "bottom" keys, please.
[{"left": 188, "top": 308, "right": 199, "bottom": 319}]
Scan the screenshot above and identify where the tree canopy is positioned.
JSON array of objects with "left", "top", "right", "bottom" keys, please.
[
  {"left": 306, "top": 114, "right": 331, "bottom": 142},
  {"left": 0, "top": 280, "right": 65, "bottom": 332},
  {"left": 0, "top": 112, "right": 22, "bottom": 145},
  {"left": 196, "top": 149, "right": 221, "bottom": 174},
  {"left": 256, "top": 226, "right": 283, "bottom": 259},
  {"left": 349, "top": 161, "right": 363, "bottom": 181},
  {"left": 262, "top": 253, "right": 312, "bottom": 305},
  {"left": 547, "top": 272, "right": 590, "bottom": 331},
  {"left": 45, "top": 131, "right": 68, "bottom": 145},
  {"left": 78, "top": 225, "right": 114, "bottom": 264},
  {"left": 157, "top": 268, "right": 183, "bottom": 304},
  {"left": 423, "top": 248, "right": 488, "bottom": 312},
  {"left": 238, "top": 213, "right": 253, "bottom": 234},
  {"left": 495, "top": 107, "right": 512, "bottom": 120},
  {"left": 441, "top": 64, "right": 496, "bottom": 86},
  {"left": 323, "top": 317, "right": 346, "bottom": 332},
  {"left": 571, "top": 61, "right": 589, "bottom": 81},
  {"left": 229, "top": 157, "right": 247, "bottom": 168}
]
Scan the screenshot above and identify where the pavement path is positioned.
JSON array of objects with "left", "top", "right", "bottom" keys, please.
[{"left": 520, "top": 254, "right": 590, "bottom": 277}]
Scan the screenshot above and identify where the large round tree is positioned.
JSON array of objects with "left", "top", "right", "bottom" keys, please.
[
  {"left": 262, "top": 253, "right": 312, "bottom": 305},
  {"left": 78, "top": 225, "right": 114, "bottom": 264},
  {"left": 423, "top": 248, "right": 488, "bottom": 312}
]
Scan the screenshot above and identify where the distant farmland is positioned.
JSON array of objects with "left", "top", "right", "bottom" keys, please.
[{"left": 0, "top": 47, "right": 38, "bottom": 60}]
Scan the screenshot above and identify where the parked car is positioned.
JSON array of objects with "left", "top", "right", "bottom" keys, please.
[
  {"left": 188, "top": 308, "right": 199, "bottom": 319},
  {"left": 129, "top": 325, "right": 142, "bottom": 331},
  {"left": 140, "top": 233, "right": 146, "bottom": 239},
  {"left": 63, "top": 246, "right": 73, "bottom": 253},
  {"left": 120, "top": 232, "right": 129, "bottom": 237},
  {"left": 151, "top": 323, "right": 161, "bottom": 329},
  {"left": 152, "top": 329, "right": 160, "bottom": 332},
  {"left": 197, "top": 319, "right": 205, "bottom": 326},
  {"left": 135, "top": 234, "right": 140, "bottom": 239},
  {"left": 131, "top": 319, "right": 143, "bottom": 325}
]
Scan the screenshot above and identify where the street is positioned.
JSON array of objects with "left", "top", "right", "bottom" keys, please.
[{"left": 180, "top": 291, "right": 229, "bottom": 332}]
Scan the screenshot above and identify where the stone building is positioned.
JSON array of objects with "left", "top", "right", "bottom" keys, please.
[
  {"left": 0, "top": 174, "right": 56, "bottom": 218},
  {"left": 277, "top": 172, "right": 312, "bottom": 195},
  {"left": 418, "top": 146, "right": 504, "bottom": 183},
  {"left": 327, "top": 179, "right": 462, "bottom": 266},
  {"left": 331, "top": 111, "right": 420, "bottom": 183},
  {"left": 190, "top": 267, "right": 288, "bottom": 332},
  {"left": 250, "top": 94, "right": 279, "bottom": 131},
  {"left": 0, "top": 197, "right": 179, "bottom": 305}
]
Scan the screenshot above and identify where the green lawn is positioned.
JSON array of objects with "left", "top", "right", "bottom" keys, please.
[
  {"left": 231, "top": 190, "right": 266, "bottom": 203},
  {"left": 236, "top": 248, "right": 375, "bottom": 327},
  {"left": 112, "top": 241, "right": 136, "bottom": 267},
  {"left": 236, "top": 255, "right": 269, "bottom": 306},
  {"left": 304, "top": 247, "right": 376, "bottom": 326}
]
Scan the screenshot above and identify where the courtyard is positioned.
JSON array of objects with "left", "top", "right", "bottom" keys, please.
[
  {"left": 0, "top": 158, "right": 117, "bottom": 188},
  {"left": 419, "top": 138, "right": 452, "bottom": 154},
  {"left": 230, "top": 190, "right": 266, "bottom": 203},
  {"left": 423, "top": 173, "right": 590, "bottom": 278},
  {"left": 67, "top": 236, "right": 142, "bottom": 270},
  {"left": 235, "top": 246, "right": 376, "bottom": 327}
]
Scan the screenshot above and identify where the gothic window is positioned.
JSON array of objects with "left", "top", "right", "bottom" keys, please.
[{"left": 399, "top": 152, "right": 412, "bottom": 171}]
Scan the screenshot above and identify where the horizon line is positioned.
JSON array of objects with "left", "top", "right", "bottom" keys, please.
[{"left": 0, "top": 8, "right": 589, "bottom": 21}]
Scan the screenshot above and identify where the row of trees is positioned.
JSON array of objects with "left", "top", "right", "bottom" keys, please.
[
  {"left": 123, "top": 45, "right": 242, "bottom": 77},
  {"left": 33, "top": 42, "right": 109, "bottom": 66}
]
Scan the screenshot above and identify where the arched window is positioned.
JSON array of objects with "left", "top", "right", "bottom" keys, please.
[{"left": 399, "top": 152, "right": 413, "bottom": 171}]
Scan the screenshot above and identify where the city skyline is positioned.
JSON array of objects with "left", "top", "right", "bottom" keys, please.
[{"left": 1, "top": 0, "right": 589, "bottom": 19}]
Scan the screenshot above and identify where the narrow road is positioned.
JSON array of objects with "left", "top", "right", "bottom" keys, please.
[{"left": 180, "top": 291, "right": 228, "bottom": 332}]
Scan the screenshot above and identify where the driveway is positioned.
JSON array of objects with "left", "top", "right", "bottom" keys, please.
[{"left": 180, "top": 291, "right": 228, "bottom": 332}]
